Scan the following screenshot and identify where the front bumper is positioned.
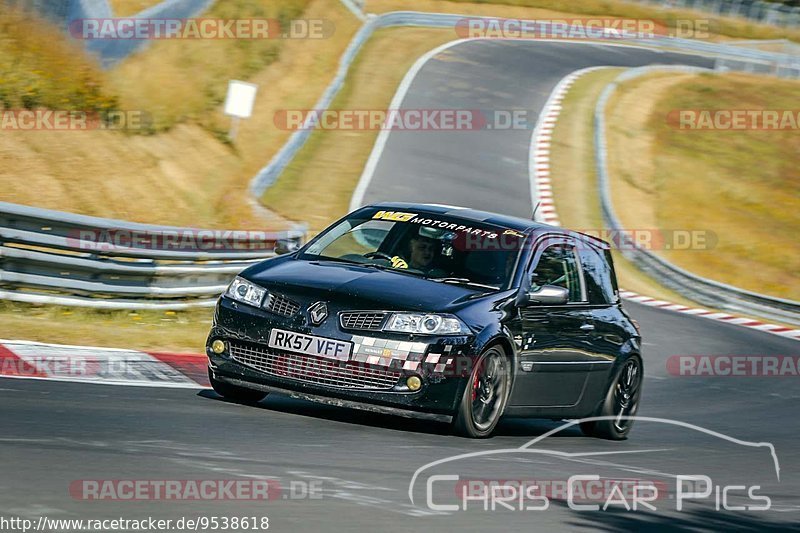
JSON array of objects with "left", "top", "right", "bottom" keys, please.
[
  {"left": 209, "top": 372, "right": 453, "bottom": 423},
  {"left": 206, "top": 297, "right": 477, "bottom": 418}
]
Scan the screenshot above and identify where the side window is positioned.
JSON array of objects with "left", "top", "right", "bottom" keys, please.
[
  {"left": 578, "top": 245, "right": 618, "bottom": 304},
  {"left": 530, "top": 243, "right": 584, "bottom": 303}
]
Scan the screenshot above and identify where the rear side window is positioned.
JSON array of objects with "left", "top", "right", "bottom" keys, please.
[
  {"left": 578, "top": 245, "right": 618, "bottom": 304},
  {"left": 531, "top": 243, "right": 584, "bottom": 303}
]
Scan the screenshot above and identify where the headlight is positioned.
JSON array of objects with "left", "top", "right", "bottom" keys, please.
[
  {"left": 383, "top": 313, "right": 469, "bottom": 335},
  {"left": 226, "top": 277, "right": 267, "bottom": 308}
]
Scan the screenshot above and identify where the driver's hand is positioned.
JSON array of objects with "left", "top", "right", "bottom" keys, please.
[{"left": 390, "top": 256, "right": 408, "bottom": 269}]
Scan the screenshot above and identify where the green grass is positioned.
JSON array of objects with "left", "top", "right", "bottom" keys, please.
[{"left": 0, "top": 302, "right": 212, "bottom": 352}]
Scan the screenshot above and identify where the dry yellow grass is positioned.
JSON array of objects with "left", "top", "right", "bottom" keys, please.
[
  {"left": 605, "top": 73, "right": 692, "bottom": 232},
  {"left": 606, "top": 72, "right": 800, "bottom": 300},
  {"left": 0, "top": 0, "right": 359, "bottom": 230},
  {"left": 111, "top": 0, "right": 311, "bottom": 132},
  {"left": 108, "top": 0, "right": 164, "bottom": 16},
  {"left": 0, "top": 8, "right": 116, "bottom": 112}
]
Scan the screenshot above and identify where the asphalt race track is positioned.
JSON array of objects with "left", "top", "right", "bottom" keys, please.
[
  {"left": 2, "top": 41, "right": 799, "bottom": 532},
  {"left": 359, "top": 40, "right": 712, "bottom": 216}
]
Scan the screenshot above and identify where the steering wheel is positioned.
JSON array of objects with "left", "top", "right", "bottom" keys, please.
[{"left": 363, "top": 251, "right": 394, "bottom": 261}]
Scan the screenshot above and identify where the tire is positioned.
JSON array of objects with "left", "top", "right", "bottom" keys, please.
[
  {"left": 452, "top": 345, "right": 511, "bottom": 438},
  {"left": 580, "top": 355, "right": 643, "bottom": 440},
  {"left": 208, "top": 368, "right": 268, "bottom": 404}
]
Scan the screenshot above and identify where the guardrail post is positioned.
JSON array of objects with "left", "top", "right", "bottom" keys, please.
[
  {"left": 729, "top": 0, "right": 743, "bottom": 18},
  {"left": 790, "top": 7, "right": 800, "bottom": 28}
]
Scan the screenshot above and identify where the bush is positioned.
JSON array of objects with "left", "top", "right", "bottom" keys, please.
[{"left": 0, "top": 7, "right": 118, "bottom": 115}]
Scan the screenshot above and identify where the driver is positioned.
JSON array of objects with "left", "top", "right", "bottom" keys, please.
[
  {"left": 408, "top": 235, "right": 437, "bottom": 271},
  {"left": 392, "top": 234, "right": 447, "bottom": 277}
]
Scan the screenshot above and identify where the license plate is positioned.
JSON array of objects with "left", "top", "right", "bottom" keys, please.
[{"left": 268, "top": 328, "right": 352, "bottom": 361}]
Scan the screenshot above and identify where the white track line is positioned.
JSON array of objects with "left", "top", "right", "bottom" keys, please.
[
  {"left": 529, "top": 66, "right": 611, "bottom": 225},
  {"left": 350, "top": 38, "right": 473, "bottom": 212},
  {"left": 349, "top": 38, "right": 665, "bottom": 212}
]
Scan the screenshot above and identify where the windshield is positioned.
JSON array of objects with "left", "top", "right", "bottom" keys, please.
[{"left": 301, "top": 209, "right": 526, "bottom": 290}]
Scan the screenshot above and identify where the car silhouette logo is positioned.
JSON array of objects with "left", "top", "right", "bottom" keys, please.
[{"left": 308, "top": 301, "right": 328, "bottom": 326}]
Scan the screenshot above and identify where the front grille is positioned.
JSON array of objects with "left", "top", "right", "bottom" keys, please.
[
  {"left": 229, "top": 342, "right": 401, "bottom": 390},
  {"left": 339, "top": 311, "right": 388, "bottom": 331},
  {"left": 264, "top": 293, "right": 300, "bottom": 317}
]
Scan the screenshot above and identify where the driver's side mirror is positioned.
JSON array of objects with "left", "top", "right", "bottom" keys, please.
[
  {"left": 274, "top": 238, "right": 300, "bottom": 256},
  {"left": 523, "top": 284, "right": 569, "bottom": 306}
]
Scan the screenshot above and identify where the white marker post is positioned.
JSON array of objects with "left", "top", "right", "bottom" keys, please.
[{"left": 223, "top": 80, "right": 258, "bottom": 142}]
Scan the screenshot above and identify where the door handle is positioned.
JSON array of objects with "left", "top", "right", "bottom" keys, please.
[{"left": 580, "top": 323, "right": 595, "bottom": 331}]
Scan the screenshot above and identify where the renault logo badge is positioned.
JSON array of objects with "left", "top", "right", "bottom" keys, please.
[{"left": 308, "top": 301, "right": 328, "bottom": 326}]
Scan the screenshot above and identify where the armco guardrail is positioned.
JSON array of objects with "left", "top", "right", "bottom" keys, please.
[
  {"left": 628, "top": 0, "right": 800, "bottom": 28},
  {"left": 87, "top": 0, "right": 217, "bottom": 67},
  {"left": 0, "top": 201, "right": 305, "bottom": 309},
  {"left": 251, "top": 9, "right": 800, "bottom": 198},
  {"left": 594, "top": 66, "right": 800, "bottom": 326}
]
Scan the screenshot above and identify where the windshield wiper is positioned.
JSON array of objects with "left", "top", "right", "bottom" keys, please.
[
  {"left": 348, "top": 261, "right": 427, "bottom": 278},
  {"left": 430, "top": 277, "right": 499, "bottom": 290},
  {"left": 311, "top": 256, "right": 362, "bottom": 265}
]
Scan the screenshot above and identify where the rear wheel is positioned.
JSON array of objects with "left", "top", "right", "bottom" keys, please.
[
  {"left": 208, "top": 368, "right": 268, "bottom": 404},
  {"left": 580, "top": 356, "right": 642, "bottom": 440},
  {"left": 452, "top": 346, "right": 511, "bottom": 438}
]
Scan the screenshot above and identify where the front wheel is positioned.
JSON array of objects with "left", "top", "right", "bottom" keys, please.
[
  {"left": 452, "top": 346, "right": 511, "bottom": 438},
  {"left": 580, "top": 356, "right": 643, "bottom": 440},
  {"left": 208, "top": 368, "right": 268, "bottom": 404}
]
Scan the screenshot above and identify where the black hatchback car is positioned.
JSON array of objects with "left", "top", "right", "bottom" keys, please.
[{"left": 206, "top": 203, "right": 642, "bottom": 438}]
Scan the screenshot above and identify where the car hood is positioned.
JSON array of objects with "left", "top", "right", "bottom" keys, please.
[{"left": 243, "top": 258, "right": 485, "bottom": 312}]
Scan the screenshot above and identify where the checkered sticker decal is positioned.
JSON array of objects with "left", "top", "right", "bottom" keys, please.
[
  {"left": 350, "top": 335, "right": 428, "bottom": 370},
  {"left": 348, "top": 335, "right": 463, "bottom": 375}
]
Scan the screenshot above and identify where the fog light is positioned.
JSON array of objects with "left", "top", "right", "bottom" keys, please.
[
  {"left": 406, "top": 375, "right": 422, "bottom": 391},
  {"left": 211, "top": 339, "right": 226, "bottom": 354}
]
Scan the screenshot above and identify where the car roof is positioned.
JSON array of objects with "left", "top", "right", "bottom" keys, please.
[{"left": 363, "top": 202, "right": 610, "bottom": 249}]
